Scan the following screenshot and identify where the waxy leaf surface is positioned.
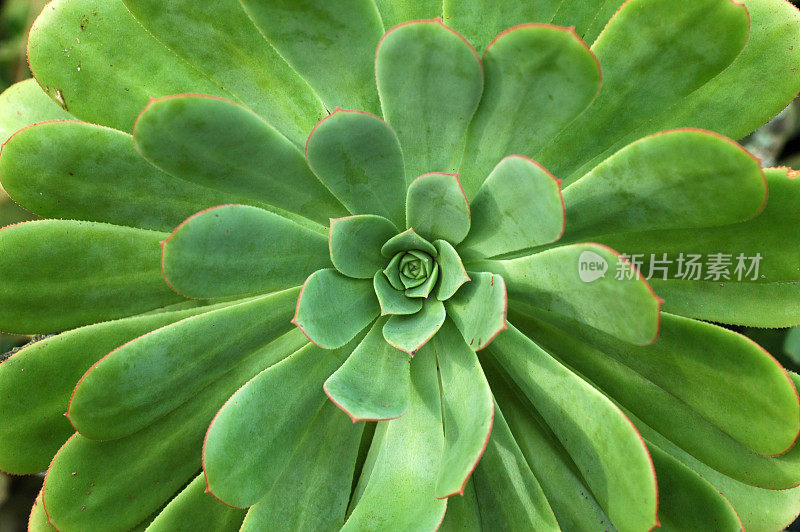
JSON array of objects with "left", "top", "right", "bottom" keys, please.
[
  {"left": 325, "top": 318, "right": 411, "bottom": 422},
  {"left": 161, "top": 205, "right": 329, "bottom": 299},
  {"left": 133, "top": 95, "right": 344, "bottom": 225},
  {"left": 377, "top": 20, "right": 483, "bottom": 182}
]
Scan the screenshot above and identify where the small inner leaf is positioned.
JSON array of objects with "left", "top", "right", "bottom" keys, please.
[
  {"left": 382, "top": 228, "right": 437, "bottom": 257},
  {"left": 406, "top": 172, "right": 471, "bottom": 245},
  {"left": 383, "top": 299, "right": 446, "bottom": 356},
  {"left": 406, "top": 263, "right": 440, "bottom": 299},
  {"left": 374, "top": 273, "right": 424, "bottom": 316},
  {"left": 329, "top": 215, "right": 398, "bottom": 279},
  {"left": 433, "top": 240, "right": 470, "bottom": 301}
]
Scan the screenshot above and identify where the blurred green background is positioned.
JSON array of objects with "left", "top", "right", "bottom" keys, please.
[{"left": 1, "top": 0, "right": 800, "bottom": 529}]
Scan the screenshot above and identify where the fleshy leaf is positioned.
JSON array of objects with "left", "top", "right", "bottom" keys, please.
[
  {"left": 161, "top": 205, "right": 329, "bottom": 299},
  {"left": 459, "top": 24, "right": 600, "bottom": 198},
  {"left": 373, "top": 272, "right": 424, "bottom": 315},
  {"left": 445, "top": 272, "right": 507, "bottom": 351},
  {"left": 511, "top": 306, "right": 800, "bottom": 478},
  {"left": 488, "top": 362, "right": 614, "bottom": 531},
  {"left": 459, "top": 156, "right": 565, "bottom": 259},
  {"left": 561, "top": 129, "right": 766, "bottom": 243},
  {"left": 470, "top": 401, "right": 560, "bottom": 531},
  {"left": 27, "top": 0, "right": 228, "bottom": 131},
  {"left": 240, "top": 0, "right": 383, "bottom": 114},
  {"left": 536, "top": 0, "right": 750, "bottom": 184},
  {"left": 406, "top": 172, "right": 471, "bottom": 245},
  {"left": 68, "top": 289, "right": 299, "bottom": 441},
  {"left": 41, "top": 330, "right": 307, "bottom": 531},
  {"left": 147, "top": 474, "right": 245, "bottom": 532},
  {"left": 486, "top": 325, "right": 658, "bottom": 532},
  {"left": 0, "top": 79, "right": 72, "bottom": 144},
  {"left": 375, "top": 0, "right": 442, "bottom": 28},
  {"left": 640, "top": 0, "right": 800, "bottom": 150},
  {"left": 0, "top": 120, "right": 245, "bottom": 232},
  {"left": 405, "top": 263, "right": 439, "bottom": 298},
  {"left": 475, "top": 243, "right": 661, "bottom": 345},
  {"left": 202, "top": 340, "right": 356, "bottom": 508},
  {"left": 121, "top": 0, "right": 326, "bottom": 145},
  {"left": 438, "top": 479, "right": 482, "bottom": 531},
  {"left": 600, "top": 168, "right": 800, "bottom": 327},
  {"left": 382, "top": 228, "right": 438, "bottom": 257},
  {"left": 443, "top": 0, "right": 608, "bottom": 52},
  {"left": 636, "top": 371, "right": 800, "bottom": 532},
  {"left": 376, "top": 19, "right": 483, "bottom": 182},
  {"left": 648, "top": 444, "right": 741, "bottom": 532},
  {"left": 0, "top": 221, "right": 183, "bottom": 334},
  {"left": 434, "top": 320, "right": 494, "bottom": 498},
  {"left": 433, "top": 239, "right": 470, "bottom": 301},
  {"left": 329, "top": 215, "right": 398, "bottom": 279},
  {"left": 240, "top": 401, "right": 363, "bottom": 531},
  {"left": 29, "top": 492, "right": 55, "bottom": 532},
  {"left": 324, "top": 318, "right": 411, "bottom": 422},
  {"left": 294, "top": 269, "right": 380, "bottom": 349},
  {"left": 132, "top": 95, "right": 345, "bottom": 225},
  {"left": 0, "top": 301, "right": 230, "bottom": 474},
  {"left": 383, "top": 298, "right": 446, "bottom": 355},
  {"left": 343, "top": 345, "right": 447, "bottom": 530},
  {"left": 305, "top": 109, "right": 406, "bottom": 227}
]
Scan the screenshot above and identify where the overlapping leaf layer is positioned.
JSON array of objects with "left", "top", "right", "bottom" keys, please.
[{"left": 1, "top": 0, "right": 800, "bottom": 531}]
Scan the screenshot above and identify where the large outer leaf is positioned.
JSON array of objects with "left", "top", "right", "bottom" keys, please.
[
  {"left": 0, "top": 220, "right": 183, "bottom": 334},
  {"left": 294, "top": 269, "right": 380, "bottom": 349},
  {"left": 0, "top": 121, "right": 244, "bottom": 232},
  {"left": 443, "top": 1, "right": 560, "bottom": 52},
  {"left": 121, "top": 0, "right": 325, "bottom": 146},
  {"left": 536, "top": 0, "right": 750, "bottom": 185},
  {"left": 68, "top": 289, "right": 299, "bottom": 441},
  {"left": 0, "top": 79, "right": 72, "bottom": 144},
  {"left": 146, "top": 474, "right": 245, "bottom": 532},
  {"left": 132, "top": 95, "right": 345, "bottom": 225},
  {"left": 376, "top": 0, "right": 442, "bottom": 28},
  {"left": 459, "top": 24, "right": 600, "bottom": 198},
  {"left": 648, "top": 445, "right": 741, "bottom": 532},
  {"left": 511, "top": 306, "right": 800, "bottom": 488},
  {"left": 562, "top": 129, "right": 766, "bottom": 242},
  {"left": 240, "top": 0, "right": 383, "bottom": 114},
  {"left": 474, "top": 243, "right": 660, "bottom": 345},
  {"left": 434, "top": 320, "right": 494, "bottom": 498},
  {"left": 240, "top": 401, "right": 363, "bottom": 531},
  {"left": 161, "top": 205, "right": 329, "bottom": 299},
  {"left": 202, "top": 340, "right": 356, "bottom": 508},
  {"left": 470, "top": 401, "right": 560, "bottom": 531},
  {"left": 27, "top": 0, "right": 228, "bottom": 131},
  {"left": 325, "top": 318, "right": 411, "bottom": 422},
  {"left": 579, "top": 0, "right": 800, "bottom": 174},
  {"left": 488, "top": 362, "right": 614, "bottom": 532},
  {"left": 629, "top": 398, "right": 800, "bottom": 532},
  {"left": 487, "top": 325, "right": 658, "bottom": 532},
  {"left": 459, "top": 156, "right": 565, "bottom": 259},
  {"left": 305, "top": 109, "right": 406, "bottom": 227},
  {"left": 600, "top": 168, "right": 800, "bottom": 327},
  {"left": 41, "top": 330, "right": 307, "bottom": 531},
  {"left": 343, "top": 344, "right": 447, "bottom": 530},
  {"left": 0, "top": 302, "right": 230, "bottom": 473},
  {"left": 376, "top": 19, "right": 483, "bottom": 182}
]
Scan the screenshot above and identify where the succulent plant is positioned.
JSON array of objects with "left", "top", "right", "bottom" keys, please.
[{"left": 2, "top": 0, "right": 800, "bottom": 530}]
